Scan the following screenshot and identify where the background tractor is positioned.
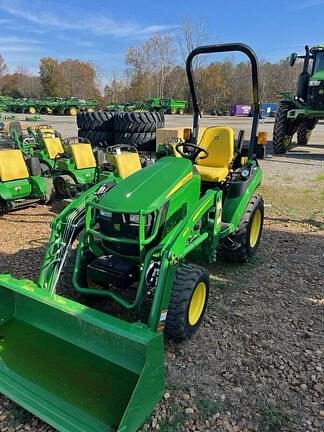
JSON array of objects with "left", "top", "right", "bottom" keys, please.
[
  {"left": 0, "top": 148, "right": 54, "bottom": 214},
  {"left": 273, "top": 44, "right": 324, "bottom": 154},
  {"left": 0, "top": 43, "right": 264, "bottom": 432}
]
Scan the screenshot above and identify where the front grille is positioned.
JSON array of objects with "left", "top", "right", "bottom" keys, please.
[{"left": 307, "top": 82, "right": 324, "bottom": 110}]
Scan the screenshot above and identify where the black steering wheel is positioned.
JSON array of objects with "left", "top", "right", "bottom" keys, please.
[
  {"left": 175, "top": 142, "right": 209, "bottom": 162},
  {"left": 106, "top": 144, "right": 138, "bottom": 154}
]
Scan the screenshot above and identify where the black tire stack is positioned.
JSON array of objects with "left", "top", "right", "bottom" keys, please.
[
  {"left": 77, "top": 111, "right": 114, "bottom": 148},
  {"left": 77, "top": 110, "right": 164, "bottom": 151},
  {"left": 113, "top": 111, "right": 164, "bottom": 151}
]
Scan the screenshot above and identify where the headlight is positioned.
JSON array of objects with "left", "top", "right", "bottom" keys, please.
[
  {"left": 309, "top": 80, "right": 321, "bottom": 86},
  {"left": 99, "top": 210, "right": 112, "bottom": 218},
  {"left": 241, "top": 168, "right": 250, "bottom": 178}
]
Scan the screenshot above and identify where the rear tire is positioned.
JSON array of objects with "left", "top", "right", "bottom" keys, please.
[
  {"left": 54, "top": 175, "right": 76, "bottom": 198},
  {"left": 165, "top": 263, "right": 209, "bottom": 342},
  {"left": 297, "top": 122, "right": 311, "bottom": 146},
  {"left": 113, "top": 111, "right": 164, "bottom": 133},
  {"left": 114, "top": 131, "right": 156, "bottom": 151},
  {"left": 272, "top": 101, "right": 293, "bottom": 154},
  {"left": 218, "top": 194, "right": 264, "bottom": 263},
  {"left": 40, "top": 178, "right": 55, "bottom": 204}
]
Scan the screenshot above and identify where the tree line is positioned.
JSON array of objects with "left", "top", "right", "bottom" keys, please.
[{"left": 0, "top": 18, "right": 301, "bottom": 111}]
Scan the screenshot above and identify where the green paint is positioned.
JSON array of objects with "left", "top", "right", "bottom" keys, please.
[{"left": 0, "top": 319, "right": 138, "bottom": 427}]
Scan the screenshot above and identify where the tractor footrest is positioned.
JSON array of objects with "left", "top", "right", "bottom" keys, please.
[{"left": 10, "top": 198, "right": 40, "bottom": 210}]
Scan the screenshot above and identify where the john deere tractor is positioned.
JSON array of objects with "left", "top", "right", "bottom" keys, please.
[
  {"left": 0, "top": 148, "right": 54, "bottom": 214},
  {"left": 0, "top": 43, "right": 264, "bottom": 432},
  {"left": 273, "top": 44, "right": 324, "bottom": 154},
  {"left": 10, "top": 123, "right": 120, "bottom": 197}
]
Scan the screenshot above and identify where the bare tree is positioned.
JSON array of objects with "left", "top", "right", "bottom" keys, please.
[
  {"left": 126, "top": 32, "right": 175, "bottom": 99},
  {"left": 0, "top": 54, "right": 8, "bottom": 76},
  {"left": 176, "top": 17, "right": 209, "bottom": 69}
]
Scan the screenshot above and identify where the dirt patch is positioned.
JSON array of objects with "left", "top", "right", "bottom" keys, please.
[{"left": 0, "top": 146, "right": 323, "bottom": 432}]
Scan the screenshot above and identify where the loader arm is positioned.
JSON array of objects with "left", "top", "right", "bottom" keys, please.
[{"left": 38, "top": 179, "right": 117, "bottom": 293}]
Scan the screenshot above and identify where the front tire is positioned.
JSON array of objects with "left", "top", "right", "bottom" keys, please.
[
  {"left": 166, "top": 264, "right": 209, "bottom": 341},
  {"left": 273, "top": 101, "right": 293, "bottom": 154},
  {"left": 218, "top": 194, "right": 264, "bottom": 263}
]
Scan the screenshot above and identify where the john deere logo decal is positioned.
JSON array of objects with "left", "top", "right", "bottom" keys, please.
[{"left": 113, "top": 224, "right": 121, "bottom": 231}]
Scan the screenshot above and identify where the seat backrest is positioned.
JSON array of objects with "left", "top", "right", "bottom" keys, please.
[
  {"left": 37, "top": 125, "right": 54, "bottom": 135},
  {"left": 0, "top": 149, "right": 29, "bottom": 181},
  {"left": 196, "top": 127, "right": 235, "bottom": 168},
  {"left": 70, "top": 143, "right": 97, "bottom": 169},
  {"left": 43, "top": 137, "right": 65, "bottom": 159},
  {"left": 113, "top": 152, "right": 142, "bottom": 179}
]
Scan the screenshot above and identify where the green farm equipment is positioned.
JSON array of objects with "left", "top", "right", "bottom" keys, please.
[
  {"left": 0, "top": 147, "right": 54, "bottom": 214},
  {"left": 0, "top": 43, "right": 264, "bottom": 431},
  {"left": 144, "top": 98, "right": 187, "bottom": 114},
  {"left": 273, "top": 44, "right": 324, "bottom": 153},
  {"left": 51, "top": 138, "right": 126, "bottom": 197},
  {"left": 11, "top": 122, "right": 123, "bottom": 197},
  {"left": 5, "top": 97, "right": 97, "bottom": 116}
]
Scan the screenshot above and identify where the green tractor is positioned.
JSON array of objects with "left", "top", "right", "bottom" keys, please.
[
  {"left": 0, "top": 147, "right": 54, "bottom": 214},
  {"left": 0, "top": 43, "right": 264, "bottom": 432},
  {"left": 273, "top": 44, "right": 324, "bottom": 154},
  {"left": 9, "top": 122, "right": 120, "bottom": 197}
]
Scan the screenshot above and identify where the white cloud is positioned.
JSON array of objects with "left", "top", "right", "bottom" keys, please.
[
  {"left": 0, "top": 0, "right": 178, "bottom": 38},
  {"left": 291, "top": 0, "right": 324, "bottom": 11}
]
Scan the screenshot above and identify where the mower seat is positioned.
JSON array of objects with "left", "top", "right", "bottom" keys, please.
[
  {"left": 70, "top": 143, "right": 96, "bottom": 169},
  {"left": 43, "top": 136, "right": 64, "bottom": 159},
  {"left": 113, "top": 152, "right": 142, "bottom": 179},
  {"left": 195, "top": 126, "right": 235, "bottom": 182},
  {"left": 0, "top": 149, "right": 29, "bottom": 181}
]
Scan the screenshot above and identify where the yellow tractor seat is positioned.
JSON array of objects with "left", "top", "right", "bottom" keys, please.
[
  {"left": 0, "top": 149, "right": 29, "bottom": 182},
  {"left": 70, "top": 143, "right": 96, "bottom": 169},
  {"left": 195, "top": 166, "right": 229, "bottom": 182},
  {"left": 112, "top": 152, "right": 142, "bottom": 179},
  {"left": 43, "top": 137, "right": 65, "bottom": 159},
  {"left": 195, "top": 126, "right": 235, "bottom": 182}
]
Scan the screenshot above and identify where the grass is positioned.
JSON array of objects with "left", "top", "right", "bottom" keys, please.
[
  {"left": 4, "top": 404, "right": 33, "bottom": 427},
  {"left": 159, "top": 403, "right": 186, "bottom": 432},
  {"left": 259, "top": 184, "right": 323, "bottom": 222},
  {"left": 195, "top": 397, "right": 227, "bottom": 419},
  {"left": 257, "top": 402, "right": 296, "bottom": 432},
  {"left": 282, "top": 175, "right": 294, "bottom": 183},
  {"left": 314, "top": 173, "right": 324, "bottom": 182}
]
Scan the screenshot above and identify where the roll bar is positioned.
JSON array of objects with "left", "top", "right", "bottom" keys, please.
[{"left": 186, "top": 43, "right": 260, "bottom": 159}]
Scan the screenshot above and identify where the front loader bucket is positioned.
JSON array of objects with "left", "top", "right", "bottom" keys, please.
[{"left": 0, "top": 275, "right": 164, "bottom": 432}]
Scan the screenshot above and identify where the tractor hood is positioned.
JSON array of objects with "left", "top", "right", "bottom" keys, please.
[
  {"left": 98, "top": 157, "right": 196, "bottom": 213},
  {"left": 311, "top": 71, "right": 324, "bottom": 81}
]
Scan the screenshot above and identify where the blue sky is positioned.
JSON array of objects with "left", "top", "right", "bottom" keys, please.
[{"left": 0, "top": 0, "right": 323, "bottom": 85}]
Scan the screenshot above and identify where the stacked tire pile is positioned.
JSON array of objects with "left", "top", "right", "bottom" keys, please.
[
  {"left": 77, "top": 111, "right": 114, "bottom": 147},
  {"left": 77, "top": 111, "right": 164, "bottom": 151},
  {"left": 113, "top": 111, "right": 164, "bottom": 151}
]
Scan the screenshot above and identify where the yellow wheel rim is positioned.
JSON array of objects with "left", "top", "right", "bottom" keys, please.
[
  {"left": 87, "top": 107, "right": 94, "bottom": 112},
  {"left": 249, "top": 209, "right": 262, "bottom": 248},
  {"left": 29, "top": 107, "right": 36, "bottom": 114},
  {"left": 188, "top": 282, "right": 206, "bottom": 326},
  {"left": 46, "top": 107, "right": 52, "bottom": 114},
  {"left": 69, "top": 107, "right": 78, "bottom": 116}
]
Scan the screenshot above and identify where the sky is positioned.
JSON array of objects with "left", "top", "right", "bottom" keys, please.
[{"left": 0, "top": 0, "right": 323, "bottom": 85}]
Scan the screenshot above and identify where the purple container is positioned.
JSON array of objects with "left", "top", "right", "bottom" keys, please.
[{"left": 230, "top": 104, "right": 251, "bottom": 116}]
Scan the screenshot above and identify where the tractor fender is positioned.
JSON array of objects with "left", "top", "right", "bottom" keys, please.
[
  {"left": 29, "top": 176, "right": 48, "bottom": 196},
  {"left": 221, "top": 167, "right": 262, "bottom": 230},
  {"left": 0, "top": 183, "right": 13, "bottom": 200},
  {"left": 67, "top": 169, "right": 96, "bottom": 185}
]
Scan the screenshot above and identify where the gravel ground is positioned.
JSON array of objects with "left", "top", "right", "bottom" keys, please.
[{"left": 0, "top": 117, "right": 323, "bottom": 432}]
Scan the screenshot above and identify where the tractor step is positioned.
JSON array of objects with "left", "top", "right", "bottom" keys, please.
[{"left": 10, "top": 198, "right": 40, "bottom": 210}]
